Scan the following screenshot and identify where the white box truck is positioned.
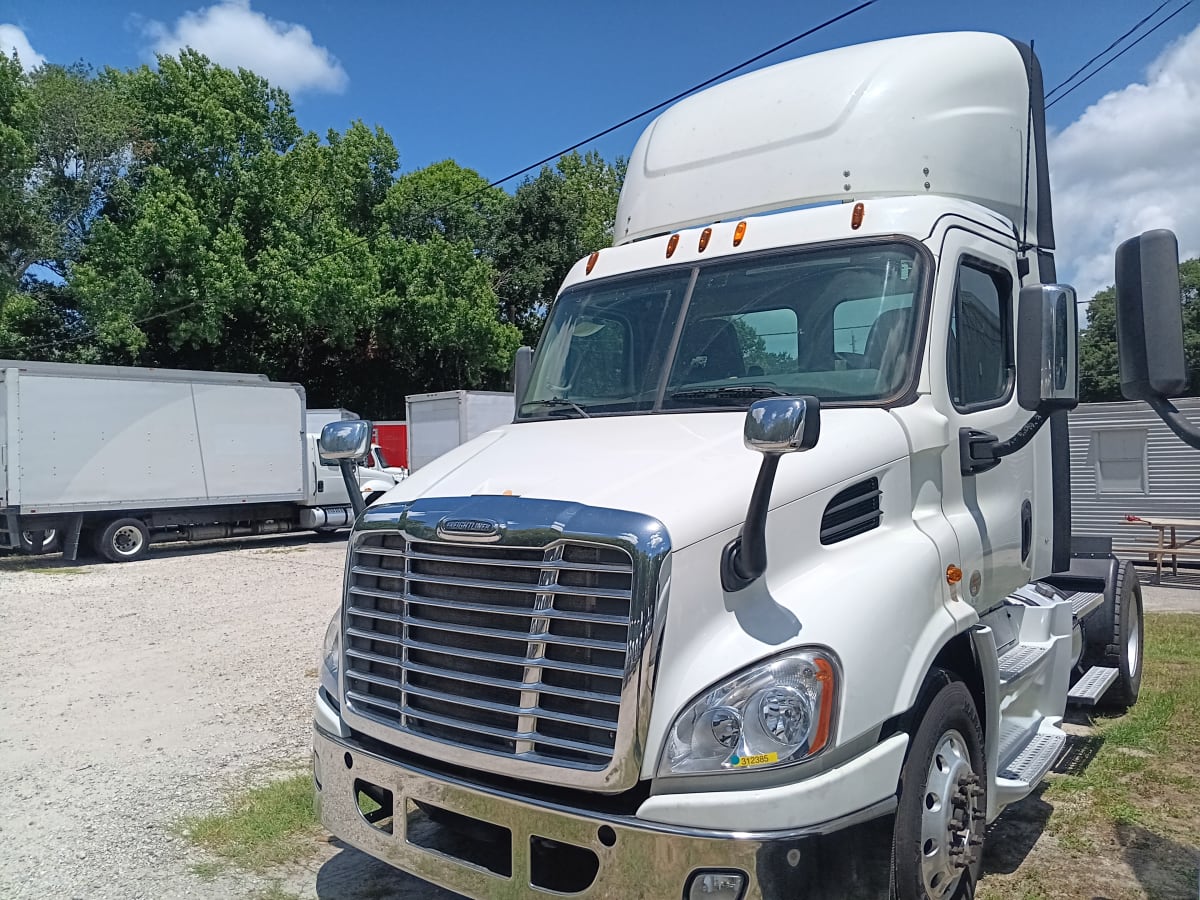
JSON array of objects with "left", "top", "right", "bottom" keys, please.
[
  {"left": 405, "top": 390, "right": 515, "bottom": 472},
  {"left": 311, "top": 33, "right": 1187, "bottom": 899},
  {"left": 0, "top": 360, "right": 395, "bottom": 562}
]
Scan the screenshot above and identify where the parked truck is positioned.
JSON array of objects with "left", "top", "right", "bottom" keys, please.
[
  {"left": 0, "top": 360, "right": 396, "bottom": 562},
  {"left": 404, "top": 390, "right": 516, "bottom": 472},
  {"left": 311, "top": 33, "right": 1180, "bottom": 899}
]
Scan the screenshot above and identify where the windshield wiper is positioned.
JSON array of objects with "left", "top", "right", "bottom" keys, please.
[
  {"left": 670, "top": 385, "right": 789, "bottom": 404},
  {"left": 521, "top": 398, "right": 592, "bottom": 418}
]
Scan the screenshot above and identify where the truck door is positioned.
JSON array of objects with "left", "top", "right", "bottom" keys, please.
[
  {"left": 309, "top": 434, "right": 353, "bottom": 507},
  {"left": 934, "top": 230, "right": 1034, "bottom": 613}
]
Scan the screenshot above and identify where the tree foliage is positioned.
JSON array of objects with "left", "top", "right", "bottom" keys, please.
[
  {"left": 0, "top": 47, "right": 624, "bottom": 416},
  {"left": 1080, "top": 258, "right": 1200, "bottom": 402}
]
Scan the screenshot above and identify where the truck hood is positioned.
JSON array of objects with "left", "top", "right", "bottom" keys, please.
[{"left": 378, "top": 410, "right": 909, "bottom": 550}]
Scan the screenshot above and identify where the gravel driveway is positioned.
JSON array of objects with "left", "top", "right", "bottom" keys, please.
[{"left": 0, "top": 535, "right": 457, "bottom": 900}]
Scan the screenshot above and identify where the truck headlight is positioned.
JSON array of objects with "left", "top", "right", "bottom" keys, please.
[
  {"left": 659, "top": 649, "right": 837, "bottom": 776},
  {"left": 321, "top": 610, "right": 340, "bottom": 698}
]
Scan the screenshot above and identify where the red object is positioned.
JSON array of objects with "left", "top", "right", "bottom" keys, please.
[{"left": 372, "top": 421, "right": 408, "bottom": 469}]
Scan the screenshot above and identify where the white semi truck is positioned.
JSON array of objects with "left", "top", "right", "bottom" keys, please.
[
  {"left": 311, "top": 33, "right": 1185, "bottom": 899},
  {"left": 0, "top": 360, "right": 396, "bottom": 562}
]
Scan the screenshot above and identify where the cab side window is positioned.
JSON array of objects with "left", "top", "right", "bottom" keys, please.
[{"left": 948, "top": 260, "right": 1013, "bottom": 410}]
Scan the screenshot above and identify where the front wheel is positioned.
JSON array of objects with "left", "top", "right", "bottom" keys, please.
[
  {"left": 95, "top": 518, "right": 151, "bottom": 563},
  {"left": 893, "top": 673, "right": 986, "bottom": 900}
]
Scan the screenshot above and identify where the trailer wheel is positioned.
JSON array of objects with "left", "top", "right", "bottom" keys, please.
[
  {"left": 19, "top": 528, "right": 59, "bottom": 554},
  {"left": 1098, "top": 561, "right": 1143, "bottom": 711},
  {"left": 893, "top": 672, "right": 985, "bottom": 900},
  {"left": 95, "top": 518, "right": 150, "bottom": 563}
]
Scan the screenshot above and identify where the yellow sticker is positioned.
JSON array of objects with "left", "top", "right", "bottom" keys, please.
[{"left": 732, "top": 752, "right": 778, "bottom": 767}]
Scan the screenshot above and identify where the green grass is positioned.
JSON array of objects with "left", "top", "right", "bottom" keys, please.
[
  {"left": 1046, "top": 614, "right": 1200, "bottom": 835},
  {"left": 179, "top": 771, "right": 320, "bottom": 872},
  {"left": 981, "top": 613, "right": 1200, "bottom": 900}
]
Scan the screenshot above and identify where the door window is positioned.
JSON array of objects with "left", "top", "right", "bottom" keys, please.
[{"left": 948, "top": 260, "right": 1013, "bottom": 410}]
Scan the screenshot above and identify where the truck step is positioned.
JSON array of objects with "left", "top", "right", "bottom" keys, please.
[
  {"left": 1067, "top": 666, "right": 1119, "bottom": 705},
  {"left": 999, "top": 730, "right": 1066, "bottom": 784},
  {"left": 997, "top": 642, "right": 1050, "bottom": 685},
  {"left": 1069, "top": 591, "right": 1105, "bottom": 620}
]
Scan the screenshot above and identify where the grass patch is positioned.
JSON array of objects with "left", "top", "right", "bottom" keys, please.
[
  {"left": 27, "top": 566, "right": 86, "bottom": 575},
  {"left": 981, "top": 613, "right": 1200, "bottom": 900},
  {"left": 1045, "top": 614, "right": 1200, "bottom": 837},
  {"left": 179, "top": 771, "right": 319, "bottom": 872}
]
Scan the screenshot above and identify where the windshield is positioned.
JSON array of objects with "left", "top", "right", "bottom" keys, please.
[{"left": 518, "top": 242, "right": 924, "bottom": 418}]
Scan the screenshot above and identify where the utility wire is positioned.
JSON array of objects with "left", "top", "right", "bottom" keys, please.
[
  {"left": 2, "top": 0, "right": 881, "bottom": 356},
  {"left": 1045, "top": 0, "right": 1172, "bottom": 101},
  {"left": 1047, "top": 2, "right": 1193, "bottom": 110},
  {"left": 300, "top": 0, "right": 880, "bottom": 269}
]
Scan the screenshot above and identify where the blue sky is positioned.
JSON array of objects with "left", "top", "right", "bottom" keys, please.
[{"left": 3, "top": 0, "right": 1199, "bottom": 296}]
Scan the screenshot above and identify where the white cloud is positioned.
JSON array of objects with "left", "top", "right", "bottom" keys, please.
[
  {"left": 144, "top": 0, "right": 347, "bottom": 95},
  {"left": 1050, "top": 23, "right": 1200, "bottom": 303},
  {"left": 0, "top": 24, "right": 47, "bottom": 71}
]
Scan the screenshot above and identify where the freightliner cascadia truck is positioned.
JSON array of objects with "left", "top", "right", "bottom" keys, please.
[{"left": 310, "top": 32, "right": 1192, "bottom": 899}]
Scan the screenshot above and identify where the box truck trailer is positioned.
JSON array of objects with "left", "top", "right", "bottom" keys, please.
[
  {"left": 310, "top": 32, "right": 1192, "bottom": 899},
  {"left": 0, "top": 360, "right": 395, "bottom": 562},
  {"left": 404, "top": 390, "right": 516, "bottom": 472}
]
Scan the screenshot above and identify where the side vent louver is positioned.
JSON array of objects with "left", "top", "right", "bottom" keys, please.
[{"left": 821, "top": 478, "right": 882, "bottom": 545}]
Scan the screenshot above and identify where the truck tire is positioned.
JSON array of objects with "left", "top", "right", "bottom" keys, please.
[
  {"left": 95, "top": 518, "right": 151, "bottom": 563},
  {"left": 1097, "top": 561, "right": 1143, "bottom": 711},
  {"left": 19, "top": 528, "right": 59, "bottom": 554},
  {"left": 893, "top": 672, "right": 985, "bottom": 900}
]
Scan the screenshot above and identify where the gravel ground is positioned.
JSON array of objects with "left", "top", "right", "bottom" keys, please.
[{"left": 0, "top": 535, "right": 356, "bottom": 899}]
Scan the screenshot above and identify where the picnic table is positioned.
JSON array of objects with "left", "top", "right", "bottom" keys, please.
[{"left": 1119, "top": 515, "right": 1200, "bottom": 582}]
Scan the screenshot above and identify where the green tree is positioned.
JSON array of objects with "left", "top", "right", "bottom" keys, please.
[
  {"left": 1079, "top": 258, "right": 1200, "bottom": 401},
  {"left": 380, "top": 159, "right": 507, "bottom": 249},
  {"left": 0, "top": 52, "right": 37, "bottom": 299},
  {"left": 492, "top": 150, "right": 625, "bottom": 341}
]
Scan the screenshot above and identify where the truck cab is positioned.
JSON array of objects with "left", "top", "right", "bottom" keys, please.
[{"left": 312, "top": 32, "right": 1159, "bottom": 899}]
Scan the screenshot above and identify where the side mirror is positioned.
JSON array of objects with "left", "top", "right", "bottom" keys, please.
[
  {"left": 512, "top": 346, "right": 534, "bottom": 407},
  {"left": 744, "top": 396, "right": 821, "bottom": 453},
  {"left": 319, "top": 419, "right": 372, "bottom": 461},
  {"left": 1115, "top": 229, "right": 1188, "bottom": 401},
  {"left": 1016, "top": 284, "right": 1079, "bottom": 412},
  {"left": 723, "top": 397, "right": 820, "bottom": 592}
]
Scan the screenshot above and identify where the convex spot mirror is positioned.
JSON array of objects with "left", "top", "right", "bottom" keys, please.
[
  {"left": 744, "top": 396, "right": 821, "bottom": 454},
  {"left": 1115, "top": 229, "right": 1188, "bottom": 402},
  {"left": 1016, "top": 284, "right": 1079, "bottom": 412},
  {"left": 319, "top": 419, "right": 372, "bottom": 461}
]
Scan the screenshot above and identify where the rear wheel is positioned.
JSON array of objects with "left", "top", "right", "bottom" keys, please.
[
  {"left": 1099, "top": 561, "right": 1143, "bottom": 710},
  {"left": 19, "top": 528, "right": 59, "bottom": 554},
  {"left": 893, "top": 673, "right": 986, "bottom": 900},
  {"left": 95, "top": 518, "right": 150, "bottom": 563}
]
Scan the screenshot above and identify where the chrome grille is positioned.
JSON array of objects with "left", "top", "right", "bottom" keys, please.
[{"left": 343, "top": 533, "right": 635, "bottom": 768}]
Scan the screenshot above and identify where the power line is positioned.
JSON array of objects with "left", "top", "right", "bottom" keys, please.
[
  {"left": 1045, "top": 0, "right": 1172, "bottom": 101},
  {"left": 300, "top": 0, "right": 880, "bottom": 269},
  {"left": 1046, "top": 2, "right": 1193, "bottom": 110},
  {"left": 2, "top": 0, "right": 882, "bottom": 356}
]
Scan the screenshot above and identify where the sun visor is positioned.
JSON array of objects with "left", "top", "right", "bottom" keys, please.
[{"left": 614, "top": 32, "right": 1053, "bottom": 251}]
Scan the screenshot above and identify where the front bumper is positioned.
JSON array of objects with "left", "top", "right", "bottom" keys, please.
[{"left": 313, "top": 724, "right": 897, "bottom": 900}]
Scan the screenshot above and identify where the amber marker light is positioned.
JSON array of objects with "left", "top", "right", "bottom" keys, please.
[
  {"left": 809, "top": 656, "right": 837, "bottom": 754},
  {"left": 733, "top": 221, "right": 748, "bottom": 246},
  {"left": 698, "top": 227, "right": 713, "bottom": 252},
  {"left": 585, "top": 251, "right": 599, "bottom": 274},
  {"left": 946, "top": 565, "right": 963, "bottom": 584},
  {"left": 666, "top": 234, "right": 680, "bottom": 258},
  {"left": 851, "top": 202, "right": 865, "bottom": 230}
]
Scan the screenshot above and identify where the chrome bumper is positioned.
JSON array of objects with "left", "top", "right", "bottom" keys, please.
[{"left": 313, "top": 725, "right": 896, "bottom": 900}]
